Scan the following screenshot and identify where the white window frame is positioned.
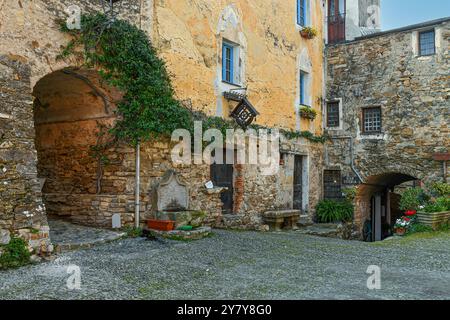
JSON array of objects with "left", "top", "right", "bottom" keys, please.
[{"left": 325, "top": 98, "right": 343, "bottom": 130}]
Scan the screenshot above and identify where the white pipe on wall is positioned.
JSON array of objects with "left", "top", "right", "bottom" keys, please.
[{"left": 135, "top": 141, "right": 141, "bottom": 229}]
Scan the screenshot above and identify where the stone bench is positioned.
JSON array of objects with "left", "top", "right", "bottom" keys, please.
[{"left": 262, "top": 210, "right": 301, "bottom": 231}]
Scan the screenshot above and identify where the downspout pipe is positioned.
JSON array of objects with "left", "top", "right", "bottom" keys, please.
[
  {"left": 134, "top": 0, "right": 144, "bottom": 229},
  {"left": 135, "top": 140, "right": 141, "bottom": 229},
  {"left": 330, "top": 136, "right": 364, "bottom": 183}
]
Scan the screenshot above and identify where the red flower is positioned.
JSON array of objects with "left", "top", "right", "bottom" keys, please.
[
  {"left": 405, "top": 210, "right": 417, "bottom": 216},
  {"left": 404, "top": 217, "right": 411, "bottom": 222}
]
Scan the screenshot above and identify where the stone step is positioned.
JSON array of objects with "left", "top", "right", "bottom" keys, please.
[
  {"left": 297, "top": 215, "right": 314, "bottom": 227},
  {"left": 49, "top": 219, "right": 126, "bottom": 252},
  {"left": 297, "top": 223, "right": 341, "bottom": 238}
]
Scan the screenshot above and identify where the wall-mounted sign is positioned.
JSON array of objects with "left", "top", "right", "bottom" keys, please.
[{"left": 342, "top": 175, "right": 360, "bottom": 185}]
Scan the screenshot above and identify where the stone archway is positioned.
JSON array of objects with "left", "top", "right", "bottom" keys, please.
[
  {"left": 32, "top": 68, "right": 127, "bottom": 227},
  {"left": 355, "top": 172, "right": 420, "bottom": 242}
]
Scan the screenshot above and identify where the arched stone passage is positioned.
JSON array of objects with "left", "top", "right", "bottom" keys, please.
[
  {"left": 32, "top": 68, "right": 127, "bottom": 227},
  {"left": 355, "top": 172, "right": 419, "bottom": 242}
]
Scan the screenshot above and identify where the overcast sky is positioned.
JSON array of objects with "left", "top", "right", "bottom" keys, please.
[{"left": 381, "top": 0, "right": 450, "bottom": 30}]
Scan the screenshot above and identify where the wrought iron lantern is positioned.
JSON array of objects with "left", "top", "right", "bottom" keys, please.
[{"left": 230, "top": 97, "right": 259, "bottom": 129}]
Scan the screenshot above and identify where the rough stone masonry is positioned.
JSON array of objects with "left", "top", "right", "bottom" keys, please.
[{"left": 325, "top": 18, "right": 450, "bottom": 232}]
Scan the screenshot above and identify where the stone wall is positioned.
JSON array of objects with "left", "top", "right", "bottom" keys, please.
[
  {"left": 0, "top": 0, "right": 144, "bottom": 251},
  {"left": 0, "top": 54, "right": 49, "bottom": 249},
  {"left": 325, "top": 19, "right": 450, "bottom": 231}
]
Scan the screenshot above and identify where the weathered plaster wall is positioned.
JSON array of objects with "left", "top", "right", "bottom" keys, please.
[
  {"left": 325, "top": 20, "right": 450, "bottom": 230},
  {"left": 152, "top": 0, "right": 325, "bottom": 134}
]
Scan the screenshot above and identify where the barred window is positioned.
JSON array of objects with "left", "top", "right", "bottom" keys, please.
[
  {"left": 323, "top": 170, "right": 342, "bottom": 200},
  {"left": 363, "top": 107, "right": 382, "bottom": 133},
  {"left": 419, "top": 30, "right": 435, "bottom": 56},
  {"left": 326, "top": 101, "right": 340, "bottom": 128}
]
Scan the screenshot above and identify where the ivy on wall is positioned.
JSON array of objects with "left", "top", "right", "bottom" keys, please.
[{"left": 59, "top": 13, "right": 327, "bottom": 145}]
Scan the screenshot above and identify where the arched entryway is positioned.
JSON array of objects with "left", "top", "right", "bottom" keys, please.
[
  {"left": 32, "top": 68, "right": 123, "bottom": 227},
  {"left": 356, "top": 172, "right": 420, "bottom": 242}
]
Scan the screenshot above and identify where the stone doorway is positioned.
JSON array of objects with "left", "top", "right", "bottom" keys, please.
[
  {"left": 32, "top": 68, "right": 122, "bottom": 227},
  {"left": 210, "top": 162, "right": 234, "bottom": 214},
  {"left": 293, "top": 155, "right": 303, "bottom": 210},
  {"left": 357, "top": 172, "right": 419, "bottom": 242}
]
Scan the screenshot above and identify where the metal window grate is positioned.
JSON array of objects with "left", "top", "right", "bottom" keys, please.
[
  {"left": 419, "top": 30, "right": 435, "bottom": 56},
  {"left": 363, "top": 107, "right": 381, "bottom": 133},
  {"left": 323, "top": 170, "right": 342, "bottom": 200},
  {"left": 326, "top": 101, "right": 340, "bottom": 128}
]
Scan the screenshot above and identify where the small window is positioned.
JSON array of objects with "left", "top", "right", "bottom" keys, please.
[
  {"left": 300, "top": 71, "right": 309, "bottom": 106},
  {"left": 323, "top": 170, "right": 342, "bottom": 200},
  {"left": 326, "top": 101, "right": 340, "bottom": 128},
  {"left": 297, "top": 0, "right": 306, "bottom": 26},
  {"left": 419, "top": 30, "right": 435, "bottom": 56},
  {"left": 363, "top": 107, "right": 382, "bottom": 133},
  {"left": 222, "top": 42, "right": 234, "bottom": 84}
]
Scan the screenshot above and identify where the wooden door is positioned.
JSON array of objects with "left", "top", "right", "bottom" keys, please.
[
  {"left": 211, "top": 163, "right": 234, "bottom": 214},
  {"left": 293, "top": 155, "right": 303, "bottom": 210},
  {"left": 328, "top": 0, "right": 346, "bottom": 44}
]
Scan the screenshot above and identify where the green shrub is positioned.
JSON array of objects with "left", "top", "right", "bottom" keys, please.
[
  {"left": 407, "top": 223, "right": 433, "bottom": 235},
  {"left": 342, "top": 187, "right": 357, "bottom": 202},
  {"left": 0, "top": 237, "right": 31, "bottom": 270},
  {"left": 430, "top": 182, "right": 450, "bottom": 197},
  {"left": 424, "top": 197, "right": 450, "bottom": 213},
  {"left": 399, "top": 187, "right": 428, "bottom": 211},
  {"left": 123, "top": 226, "right": 143, "bottom": 238},
  {"left": 316, "top": 200, "right": 353, "bottom": 223}
]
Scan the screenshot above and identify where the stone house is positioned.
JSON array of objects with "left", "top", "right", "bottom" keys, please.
[
  {"left": 0, "top": 0, "right": 327, "bottom": 250},
  {"left": 1, "top": 0, "right": 448, "bottom": 252},
  {"left": 324, "top": 17, "right": 450, "bottom": 241}
]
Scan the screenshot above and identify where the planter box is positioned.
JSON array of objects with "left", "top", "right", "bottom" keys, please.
[
  {"left": 147, "top": 219, "right": 175, "bottom": 231},
  {"left": 417, "top": 211, "right": 450, "bottom": 230},
  {"left": 300, "top": 112, "right": 316, "bottom": 120},
  {"left": 300, "top": 31, "right": 315, "bottom": 39}
]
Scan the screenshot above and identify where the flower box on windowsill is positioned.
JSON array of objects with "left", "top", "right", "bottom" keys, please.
[
  {"left": 300, "top": 27, "right": 318, "bottom": 39},
  {"left": 299, "top": 105, "right": 317, "bottom": 120}
]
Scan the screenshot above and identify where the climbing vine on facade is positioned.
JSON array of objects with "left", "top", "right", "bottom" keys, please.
[{"left": 59, "top": 13, "right": 327, "bottom": 145}]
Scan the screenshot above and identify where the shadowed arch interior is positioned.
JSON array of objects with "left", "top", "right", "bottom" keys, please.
[{"left": 32, "top": 68, "right": 121, "bottom": 225}]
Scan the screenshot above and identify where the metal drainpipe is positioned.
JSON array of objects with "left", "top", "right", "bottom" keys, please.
[
  {"left": 330, "top": 136, "right": 364, "bottom": 183},
  {"left": 135, "top": 140, "right": 141, "bottom": 229},
  {"left": 134, "top": 0, "right": 144, "bottom": 229}
]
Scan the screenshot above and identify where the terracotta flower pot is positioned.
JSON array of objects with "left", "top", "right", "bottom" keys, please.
[
  {"left": 300, "top": 30, "right": 313, "bottom": 39},
  {"left": 395, "top": 227, "right": 406, "bottom": 236},
  {"left": 147, "top": 219, "right": 175, "bottom": 231}
]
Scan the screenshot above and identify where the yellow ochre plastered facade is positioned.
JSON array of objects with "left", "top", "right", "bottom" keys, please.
[{"left": 150, "top": 0, "right": 325, "bottom": 135}]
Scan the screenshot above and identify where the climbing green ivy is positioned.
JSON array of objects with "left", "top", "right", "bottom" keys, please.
[{"left": 59, "top": 13, "right": 327, "bottom": 145}]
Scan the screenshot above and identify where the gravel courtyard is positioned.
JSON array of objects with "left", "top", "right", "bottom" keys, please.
[{"left": 0, "top": 230, "right": 449, "bottom": 300}]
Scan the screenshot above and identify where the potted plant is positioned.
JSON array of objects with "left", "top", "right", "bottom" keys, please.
[
  {"left": 299, "top": 105, "right": 317, "bottom": 120},
  {"left": 394, "top": 217, "right": 411, "bottom": 236},
  {"left": 300, "top": 26, "right": 318, "bottom": 39},
  {"left": 147, "top": 212, "right": 175, "bottom": 231}
]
